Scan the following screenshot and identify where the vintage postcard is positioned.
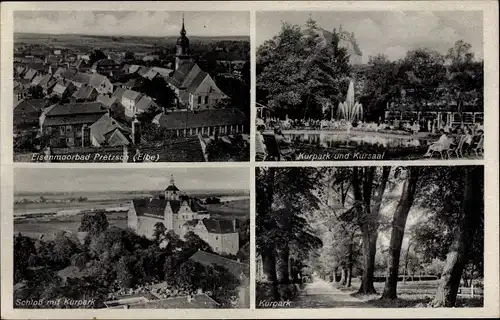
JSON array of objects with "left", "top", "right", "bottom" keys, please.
[
  {"left": 1, "top": 1, "right": 499, "bottom": 320},
  {"left": 12, "top": 10, "right": 250, "bottom": 163},
  {"left": 256, "top": 11, "right": 485, "bottom": 162}
]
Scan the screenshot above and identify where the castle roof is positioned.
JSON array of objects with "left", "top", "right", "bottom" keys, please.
[
  {"left": 202, "top": 218, "right": 237, "bottom": 234},
  {"left": 131, "top": 197, "right": 206, "bottom": 218},
  {"left": 165, "top": 184, "right": 179, "bottom": 191}
]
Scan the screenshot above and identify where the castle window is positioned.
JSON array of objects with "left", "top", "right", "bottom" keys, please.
[
  {"left": 198, "top": 96, "right": 202, "bottom": 104},
  {"left": 204, "top": 96, "right": 209, "bottom": 104}
]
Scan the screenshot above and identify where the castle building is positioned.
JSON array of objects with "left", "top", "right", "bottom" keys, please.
[
  {"left": 128, "top": 175, "right": 239, "bottom": 255},
  {"left": 303, "top": 20, "right": 363, "bottom": 65}
]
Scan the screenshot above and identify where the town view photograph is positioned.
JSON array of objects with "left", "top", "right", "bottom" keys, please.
[
  {"left": 255, "top": 11, "right": 484, "bottom": 161},
  {"left": 13, "top": 11, "right": 250, "bottom": 162},
  {"left": 256, "top": 166, "right": 483, "bottom": 308},
  {"left": 14, "top": 167, "right": 250, "bottom": 308}
]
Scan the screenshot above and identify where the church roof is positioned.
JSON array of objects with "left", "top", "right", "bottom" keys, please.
[
  {"left": 165, "top": 184, "right": 179, "bottom": 191},
  {"left": 167, "top": 61, "right": 200, "bottom": 89}
]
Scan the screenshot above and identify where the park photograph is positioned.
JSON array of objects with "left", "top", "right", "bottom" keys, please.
[
  {"left": 255, "top": 11, "right": 484, "bottom": 161},
  {"left": 256, "top": 166, "right": 484, "bottom": 308}
]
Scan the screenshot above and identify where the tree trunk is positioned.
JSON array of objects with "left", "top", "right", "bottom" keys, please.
[
  {"left": 262, "top": 250, "right": 277, "bottom": 284},
  {"left": 276, "top": 244, "right": 290, "bottom": 284},
  {"left": 340, "top": 267, "right": 346, "bottom": 285},
  {"left": 381, "top": 167, "right": 420, "bottom": 299},
  {"left": 346, "top": 267, "right": 352, "bottom": 288},
  {"left": 358, "top": 229, "right": 378, "bottom": 294},
  {"left": 346, "top": 240, "right": 354, "bottom": 288},
  {"left": 353, "top": 166, "right": 391, "bottom": 295},
  {"left": 432, "top": 166, "right": 483, "bottom": 307}
]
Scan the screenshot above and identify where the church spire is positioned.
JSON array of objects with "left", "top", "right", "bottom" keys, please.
[
  {"left": 180, "top": 14, "right": 186, "bottom": 36},
  {"left": 170, "top": 174, "right": 175, "bottom": 186}
]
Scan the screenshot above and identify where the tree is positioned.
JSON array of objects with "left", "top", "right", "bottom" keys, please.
[
  {"left": 183, "top": 231, "right": 213, "bottom": 253},
  {"left": 432, "top": 166, "right": 483, "bottom": 307},
  {"left": 140, "top": 77, "right": 176, "bottom": 109},
  {"left": 79, "top": 211, "right": 109, "bottom": 236},
  {"left": 28, "top": 85, "right": 44, "bottom": 99},
  {"left": 89, "top": 49, "right": 107, "bottom": 65},
  {"left": 153, "top": 222, "right": 166, "bottom": 242},
  {"left": 14, "top": 234, "right": 37, "bottom": 283},
  {"left": 350, "top": 166, "right": 391, "bottom": 294},
  {"left": 381, "top": 167, "right": 420, "bottom": 299}
]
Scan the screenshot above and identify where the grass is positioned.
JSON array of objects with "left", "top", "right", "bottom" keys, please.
[
  {"left": 335, "top": 279, "right": 483, "bottom": 308},
  {"left": 206, "top": 199, "right": 249, "bottom": 221}
]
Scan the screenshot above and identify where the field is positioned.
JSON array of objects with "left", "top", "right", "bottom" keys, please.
[
  {"left": 14, "top": 198, "right": 249, "bottom": 240},
  {"left": 14, "top": 32, "right": 250, "bottom": 52}
]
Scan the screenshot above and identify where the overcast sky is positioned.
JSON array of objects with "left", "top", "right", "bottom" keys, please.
[
  {"left": 14, "top": 11, "right": 250, "bottom": 37},
  {"left": 257, "top": 11, "right": 483, "bottom": 63},
  {"left": 14, "top": 168, "right": 249, "bottom": 193}
]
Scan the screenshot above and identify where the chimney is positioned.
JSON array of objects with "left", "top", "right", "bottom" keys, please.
[{"left": 232, "top": 219, "right": 236, "bottom": 231}]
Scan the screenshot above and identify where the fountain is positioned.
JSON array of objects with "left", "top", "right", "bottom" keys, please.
[{"left": 337, "top": 79, "right": 363, "bottom": 125}]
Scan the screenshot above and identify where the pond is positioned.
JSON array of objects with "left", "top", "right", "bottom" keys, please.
[{"left": 283, "top": 130, "right": 432, "bottom": 149}]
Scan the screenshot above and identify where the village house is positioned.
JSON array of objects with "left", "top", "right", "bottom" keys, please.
[
  {"left": 51, "top": 79, "right": 77, "bottom": 98},
  {"left": 39, "top": 101, "right": 108, "bottom": 148},
  {"left": 89, "top": 113, "right": 132, "bottom": 147},
  {"left": 120, "top": 89, "right": 142, "bottom": 117},
  {"left": 72, "top": 84, "right": 99, "bottom": 102},
  {"left": 90, "top": 58, "right": 121, "bottom": 75},
  {"left": 14, "top": 99, "right": 49, "bottom": 132},
  {"left": 128, "top": 177, "right": 239, "bottom": 255},
  {"left": 153, "top": 108, "right": 247, "bottom": 137}
]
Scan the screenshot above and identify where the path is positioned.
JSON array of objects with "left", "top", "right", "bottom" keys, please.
[{"left": 292, "top": 277, "right": 367, "bottom": 308}]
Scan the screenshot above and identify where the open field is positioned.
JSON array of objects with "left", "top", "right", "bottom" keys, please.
[
  {"left": 14, "top": 32, "right": 250, "bottom": 52},
  {"left": 206, "top": 199, "right": 249, "bottom": 221}
]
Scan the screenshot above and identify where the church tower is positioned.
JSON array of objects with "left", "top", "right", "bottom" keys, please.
[
  {"left": 164, "top": 175, "right": 180, "bottom": 201},
  {"left": 175, "top": 14, "right": 191, "bottom": 70}
]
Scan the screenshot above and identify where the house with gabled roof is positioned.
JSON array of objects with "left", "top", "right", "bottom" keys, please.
[
  {"left": 183, "top": 219, "right": 239, "bottom": 255},
  {"left": 88, "top": 73, "right": 113, "bottom": 94},
  {"left": 51, "top": 79, "right": 77, "bottom": 98},
  {"left": 90, "top": 114, "right": 131, "bottom": 147},
  {"left": 72, "top": 84, "right": 98, "bottom": 102},
  {"left": 40, "top": 101, "right": 108, "bottom": 148}
]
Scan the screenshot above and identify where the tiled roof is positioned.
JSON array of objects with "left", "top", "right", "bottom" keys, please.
[
  {"left": 96, "top": 94, "right": 118, "bottom": 107},
  {"left": 132, "top": 197, "right": 205, "bottom": 218},
  {"left": 143, "top": 69, "right": 159, "bottom": 80},
  {"left": 124, "top": 77, "right": 146, "bottom": 89},
  {"left": 90, "top": 114, "right": 131, "bottom": 145},
  {"left": 45, "top": 101, "right": 108, "bottom": 116},
  {"left": 14, "top": 99, "right": 48, "bottom": 125},
  {"left": 112, "top": 87, "right": 127, "bottom": 100},
  {"left": 26, "top": 63, "right": 45, "bottom": 72},
  {"left": 168, "top": 62, "right": 199, "bottom": 88},
  {"left": 105, "top": 128, "right": 131, "bottom": 147},
  {"left": 129, "top": 65, "right": 141, "bottom": 74},
  {"left": 72, "top": 84, "right": 97, "bottom": 100},
  {"left": 137, "top": 66, "right": 150, "bottom": 76},
  {"left": 128, "top": 293, "right": 219, "bottom": 309},
  {"left": 185, "top": 71, "right": 208, "bottom": 94},
  {"left": 23, "top": 69, "right": 38, "bottom": 80},
  {"left": 156, "top": 108, "right": 247, "bottom": 130},
  {"left": 89, "top": 73, "right": 107, "bottom": 88},
  {"left": 43, "top": 113, "right": 105, "bottom": 126},
  {"left": 202, "top": 218, "right": 237, "bottom": 234},
  {"left": 52, "top": 80, "right": 72, "bottom": 95},
  {"left": 31, "top": 74, "right": 44, "bottom": 86},
  {"left": 190, "top": 250, "right": 249, "bottom": 278},
  {"left": 123, "top": 89, "right": 142, "bottom": 101},
  {"left": 61, "top": 68, "right": 78, "bottom": 79},
  {"left": 149, "top": 67, "right": 173, "bottom": 79},
  {"left": 38, "top": 74, "right": 56, "bottom": 90},
  {"left": 135, "top": 95, "right": 156, "bottom": 111},
  {"left": 70, "top": 72, "right": 92, "bottom": 84},
  {"left": 165, "top": 184, "right": 179, "bottom": 191},
  {"left": 53, "top": 67, "right": 67, "bottom": 78}
]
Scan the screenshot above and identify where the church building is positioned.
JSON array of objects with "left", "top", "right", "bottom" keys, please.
[
  {"left": 128, "top": 175, "right": 239, "bottom": 255},
  {"left": 167, "top": 16, "right": 230, "bottom": 110}
]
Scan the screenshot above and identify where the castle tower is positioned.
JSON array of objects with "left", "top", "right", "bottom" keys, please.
[
  {"left": 175, "top": 14, "right": 191, "bottom": 70},
  {"left": 164, "top": 174, "right": 180, "bottom": 200}
]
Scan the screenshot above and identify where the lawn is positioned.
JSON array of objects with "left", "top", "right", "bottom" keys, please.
[{"left": 334, "top": 279, "right": 483, "bottom": 308}]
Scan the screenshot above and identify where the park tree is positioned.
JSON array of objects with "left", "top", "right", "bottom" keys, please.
[
  {"left": 153, "top": 222, "right": 166, "bottom": 243},
  {"left": 14, "top": 234, "right": 37, "bottom": 283},
  {"left": 79, "top": 211, "right": 109, "bottom": 236},
  {"left": 256, "top": 167, "right": 322, "bottom": 285},
  {"left": 432, "top": 166, "right": 484, "bottom": 307},
  {"left": 381, "top": 167, "right": 421, "bottom": 299}
]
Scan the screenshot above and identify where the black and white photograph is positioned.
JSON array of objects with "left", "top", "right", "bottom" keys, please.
[
  {"left": 13, "top": 168, "right": 250, "bottom": 308},
  {"left": 256, "top": 11, "right": 484, "bottom": 161},
  {"left": 13, "top": 11, "right": 250, "bottom": 162},
  {"left": 256, "top": 166, "right": 484, "bottom": 308}
]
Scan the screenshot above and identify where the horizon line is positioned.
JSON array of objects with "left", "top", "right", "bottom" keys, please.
[{"left": 14, "top": 31, "right": 250, "bottom": 38}]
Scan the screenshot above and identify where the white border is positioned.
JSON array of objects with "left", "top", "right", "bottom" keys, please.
[{"left": 1, "top": 1, "right": 499, "bottom": 319}]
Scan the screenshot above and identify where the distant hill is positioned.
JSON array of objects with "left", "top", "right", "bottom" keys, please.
[{"left": 14, "top": 32, "right": 249, "bottom": 43}]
